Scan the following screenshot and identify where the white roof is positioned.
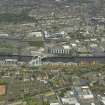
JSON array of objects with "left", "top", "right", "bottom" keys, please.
[
  {"left": 5, "top": 59, "right": 17, "bottom": 62},
  {"left": 90, "top": 44, "right": 98, "bottom": 47},
  {"left": 55, "top": 0, "right": 61, "bottom": 2},
  {"left": 62, "top": 98, "right": 80, "bottom": 105},
  {"left": 63, "top": 45, "right": 70, "bottom": 49},
  {"left": 82, "top": 94, "right": 94, "bottom": 99},
  {"left": 78, "top": 47, "right": 88, "bottom": 52},
  {"left": 90, "top": 38, "right": 97, "bottom": 41},
  {"left": 50, "top": 103, "right": 59, "bottom": 105},
  {"left": 60, "top": 31, "right": 65, "bottom": 35},
  {"left": 81, "top": 86, "right": 89, "bottom": 89},
  {"left": 71, "top": 43, "right": 77, "bottom": 47},
  {"left": 39, "top": 48, "right": 44, "bottom": 51},
  {"left": 86, "top": 31, "right": 89, "bottom": 34},
  {"left": 101, "top": 97, "right": 105, "bottom": 104},
  {"left": 29, "top": 32, "right": 42, "bottom": 37},
  {"left": 101, "top": 38, "right": 105, "bottom": 42},
  {"left": 75, "top": 40, "right": 80, "bottom": 43},
  {"left": 91, "top": 103, "right": 95, "bottom": 105},
  {"left": 84, "top": 39, "right": 90, "bottom": 42},
  {"left": 0, "top": 34, "right": 8, "bottom": 37}
]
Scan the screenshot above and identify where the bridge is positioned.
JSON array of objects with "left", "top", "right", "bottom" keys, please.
[{"left": 0, "top": 54, "right": 104, "bottom": 64}]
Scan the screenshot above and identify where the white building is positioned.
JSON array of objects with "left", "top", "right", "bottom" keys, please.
[
  {"left": 0, "top": 33, "right": 8, "bottom": 37},
  {"left": 62, "top": 98, "right": 80, "bottom": 105},
  {"left": 50, "top": 90, "right": 80, "bottom": 105},
  {"left": 50, "top": 103, "right": 59, "bottom": 105},
  {"left": 74, "top": 86, "right": 94, "bottom": 103},
  {"left": 0, "top": 59, "right": 18, "bottom": 65},
  {"left": 98, "top": 95, "right": 105, "bottom": 105},
  {"left": 26, "top": 31, "right": 43, "bottom": 41},
  {"left": 47, "top": 45, "right": 72, "bottom": 56},
  {"left": 44, "top": 31, "right": 65, "bottom": 39},
  {"left": 28, "top": 32, "right": 43, "bottom": 38}
]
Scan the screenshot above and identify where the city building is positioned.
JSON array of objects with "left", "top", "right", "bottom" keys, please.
[
  {"left": 0, "top": 33, "right": 8, "bottom": 37},
  {"left": 44, "top": 31, "right": 65, "bottom": 39},
  {"left": 62, "top": 91, "right": 80, "bottom": 105},
  {"left": 0, "top": 59, "right": 18, "bottom": 65},
  {"left": 73, "top": 86, "right": 95, "bottom": 104},
  {"left": 26, "top": 31, "right": 43, "bottom": 41},
  {"left": 49, "top": 91, "right": 80, "bottom": 105},
  {"left": 77, "top": 47, "right": 93, "bottom": 56},
  {"left": 98, "top": 95, "right": 105, "bottom": 105},
  {"left": 47, "top": 45, "right": 73, "bottom": 56}
]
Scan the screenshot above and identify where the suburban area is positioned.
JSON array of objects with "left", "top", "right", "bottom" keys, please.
[{"left": 0, "top": 0, "right": 105, "bottom": 105}]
